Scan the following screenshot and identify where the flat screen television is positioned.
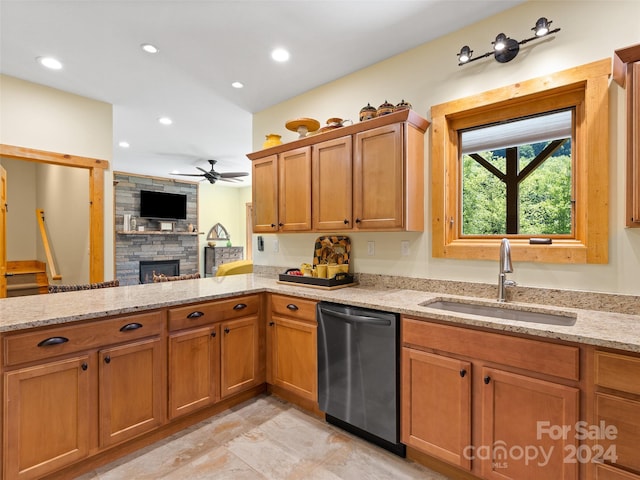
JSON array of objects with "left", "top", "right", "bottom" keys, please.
[{"left": 139, "top": 190, "right": 187, "bottom": 220}]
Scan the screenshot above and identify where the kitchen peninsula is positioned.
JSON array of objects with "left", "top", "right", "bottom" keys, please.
[{"left": 1, "top": 274, "right": 639, "bottom": 480}]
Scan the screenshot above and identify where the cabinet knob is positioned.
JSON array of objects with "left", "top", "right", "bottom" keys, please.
[
  {"left": 484, "top": 375, "right": 491, "bottom": 384},
  {"left": 269, "top": 321, "right": 275, "bottom": 327},
  {"left": 343, "top": 219, "right": 349, "bottom": 225},
  {"left": 278, "top": 222, "right": 284, "bottom": 227},
  {"left": 81, "top": 362, "right": 88, "bottom": 371},
  {"left": 270, "top": 223, "right": 276, "bottom": 228},
  {"left": 211, "top": 331, "right": 217, "bottom": 338},
  {"left": 355, "top": 218, "right": 361, "bottom": 224},
  {"left": 233, "top": 303, "right": 247, "bottom": 310},
  {"left": 224, "top": 327, "right": 230, "bottom": 334},
  {"left": 104, "top": 355, "right": 111, "bottom": 364},
  {"left": 187, "top": 311, "right": 204, "bottom": 319},
  {"left": 460, "top": 369, "right": 467, "bottom": 378},
  {"left": 286, "top": 304, "right": 299, "bottom": 311}
]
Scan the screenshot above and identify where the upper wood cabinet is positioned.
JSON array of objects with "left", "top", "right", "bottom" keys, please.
[
  {"left": 248, "top": 109, "right": 429, "bottom": 233},
  {"left": 614, "top": 43, "right": 640, "bottom": 227},
  {"left": 312, "top": 136, "right": 353, "bottom": 231}
]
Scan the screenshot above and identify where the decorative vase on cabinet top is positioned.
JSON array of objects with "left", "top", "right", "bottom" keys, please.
[{"left": 263, "top": 133, "right": 282, "bottom": 148}]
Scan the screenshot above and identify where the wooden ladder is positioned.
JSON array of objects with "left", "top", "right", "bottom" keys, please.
[{"left": 6, "top": 260, "right": 49, "bottom": 297}]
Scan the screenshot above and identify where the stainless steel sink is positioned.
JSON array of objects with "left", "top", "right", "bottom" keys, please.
[{"left": 421, "top": 300, "right": 577, "bottom": 326}]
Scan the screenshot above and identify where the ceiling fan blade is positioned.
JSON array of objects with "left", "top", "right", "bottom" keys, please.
[
  {"left": 196, "top": 166, "right": 210, "bottom": 174},
  {"left": 172, "top": 173, "right": 206, "bottom": 177},
  {"left": 219, "top": 172, "right": 249, "bottom": 178},
  {"left": 218, "top": 177, "right": 243, "bottom": 183}
]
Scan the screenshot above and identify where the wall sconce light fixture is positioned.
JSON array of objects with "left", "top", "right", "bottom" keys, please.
[{"left": 457, "top": 17, "right": 560, "bottom": 66}]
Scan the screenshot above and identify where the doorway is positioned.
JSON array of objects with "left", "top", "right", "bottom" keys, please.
[{"left": 0, "top": 144, "right": 108, "bottom": 286}]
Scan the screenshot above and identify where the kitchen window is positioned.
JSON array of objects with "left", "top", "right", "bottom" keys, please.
[
  {"left": 431, "top": 59, "right": 610, "bottom": 264},
  {"left": 460, "top": 109, "right": 573, "bottom": 237}
]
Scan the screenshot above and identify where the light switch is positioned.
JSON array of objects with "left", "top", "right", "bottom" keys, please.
[{"left": 273, "top": 238, "right": 279, "bottom": 253}]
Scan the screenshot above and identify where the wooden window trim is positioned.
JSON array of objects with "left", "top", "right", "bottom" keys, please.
[
  {"left": 431, "top": 59, "right": 611, "bottom": 264},
  {"left": 0, "top": 144, "right": 108, "bottom": 281}
]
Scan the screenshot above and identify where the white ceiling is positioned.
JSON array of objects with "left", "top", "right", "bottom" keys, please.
[{"left": 0, "top": 0, "right": 523, "bottom": 186}]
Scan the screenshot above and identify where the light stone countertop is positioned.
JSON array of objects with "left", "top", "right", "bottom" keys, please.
[{"left": 1, "top": 274, "right": 639, "bottom": 353}]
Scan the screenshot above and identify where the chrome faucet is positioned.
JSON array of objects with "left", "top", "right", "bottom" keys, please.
[{"left": 498, "top": 238, "right": 516, "bottom": 302}]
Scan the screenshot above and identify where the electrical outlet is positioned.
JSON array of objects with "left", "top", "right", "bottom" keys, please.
[
  {"left": 273, "top": 238, "right": 279, "bottom": 253},
  {"left": 367, "top": 241, "right": 375, "bottom": 256},
  {"left": 401, "top": 240, "right": 410, "bottom": 256}
]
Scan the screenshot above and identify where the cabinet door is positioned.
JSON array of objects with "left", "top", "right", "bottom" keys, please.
[
  {"left": 279, "top": 146, "right": 312, "bottom": 231},
  {"left": 401, "top": 347, "right": 471, "bottom": 470},
  {"left": 481, "top": 367, "right": 579, "bottom": 480},
  {"left": 4, "top": 356, "right": 91, "bottom": 480},
  {"left": 595, "top": 393, "right": 640, "bottom": 473},
  {"left": 168, "top": 325, "right": 219, "bottom": 419},
  {"left": 353, "top": 123, "right": 404, "bottom": 230},
  {"left": 99, "top": 337, "right": 165, "bottom": 448},
  {"left": 220, "top": 315, "right": 261, "bottom": 398},
  {"left": 312, "top": 135, "right": 353, "bottom": 230},
  {"left": 252, "top": 154, "right": 279, "bottom": 232},
  {"left": 269, "top": 316, "right": 317, "bottom": 401}
]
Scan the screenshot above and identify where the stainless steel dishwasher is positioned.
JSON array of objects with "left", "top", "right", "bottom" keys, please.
[{"left": 317, "top": 301, "right": 405, "bottom": 456}]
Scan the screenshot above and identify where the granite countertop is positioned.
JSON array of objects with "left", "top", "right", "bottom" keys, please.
[{"left": 1, "top": 274, "right": 639, "bottom": 353}]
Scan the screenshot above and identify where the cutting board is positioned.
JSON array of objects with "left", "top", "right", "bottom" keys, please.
[{"left": 313, "top": 236, "right": 351, "bottom": 266}]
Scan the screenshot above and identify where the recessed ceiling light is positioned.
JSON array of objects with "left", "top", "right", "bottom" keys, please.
[
  {"left": 36, "top": 56, "right": 63, "bottom": 70},
  {"left": 231, "top": 81, "right": 244, "bottom": 89},
  {"left": 271, "top": 48, "right": 290, "bottom": 62},
  {"left": 158, "top": 116, "right": 173, "bottom": 125},
  {"left": 118, "top": 141, "right": 130, "bottom": 148},
  {"left": 141, "top": 43, "right": 159, "bottom": 54}
]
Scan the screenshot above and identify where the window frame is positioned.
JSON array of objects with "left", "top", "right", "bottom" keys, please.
[{"left": 431, "top": 59, "right": 610, "bottom": 264}]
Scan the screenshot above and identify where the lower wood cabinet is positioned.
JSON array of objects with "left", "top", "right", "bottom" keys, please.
[
  {"left": 592, "top": 349, "right": 640, "bottom": 479},
  {"left": 98, "top": 337, "right": 165, "bottom": 448},
  {"left": 4, "top": 355, "right": 92, "bottom": 480},
  {"left": 267, "top": 294, "right": 318, "bottom": 402},
  {"left": 402, "top": 316, "right": 580, "bottom": 480},
  {"left": 168, "top": 324, "right": 220, "bottom": 419},
  {"left": 167, "top": 295, "right": 263, "bottom": 418},
  {"left": 402, "top": 348, "right": 471, "bottom": 469},
  {"left": 2, "top": 311, "right": 166, "bottom": 480}
]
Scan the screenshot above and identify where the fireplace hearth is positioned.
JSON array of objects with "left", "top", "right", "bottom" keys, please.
[{"left": 139, "top": 260, "right": 180, "bottom": 284}]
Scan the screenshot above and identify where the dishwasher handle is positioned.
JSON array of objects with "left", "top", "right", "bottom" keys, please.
[{"left": 319, "top": 306, "right": 392, "bottom": 326}]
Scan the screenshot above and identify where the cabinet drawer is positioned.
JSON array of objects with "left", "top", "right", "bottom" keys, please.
[
  {"left": 271, "top": 294, "right": 317, "bottom": 322},
  {"left": 595, "top": 350, "right": 640, "bottom": 395},
  {"left": 168, "top": 294, "right": 260, "bottom": 331},
  {"left": 595, "top": 393, "right": 640, "bottom": 473},
  {"left": 3, "top": 311, "right": 165, "bottom": 367},
  {"left": 596, "top": 464, "right": 640, "bottom": 480},
  {"left": 402, "top": 316, "right": 579, "bottom": 381}
]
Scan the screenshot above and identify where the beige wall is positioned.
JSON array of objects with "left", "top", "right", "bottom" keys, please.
[
  {"left": 198, "top": 183, "right": 252, "bottom": 275},
  {"left": 0, "top": 74, "right": 114, "bottom": 280},
  {"left": 252, "top": 0, "right": 640, "bottom": 295}
]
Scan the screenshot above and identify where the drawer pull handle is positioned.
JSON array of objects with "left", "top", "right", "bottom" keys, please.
[
  {"left": 120, "top": 322, "right": 142, "bottom": 332},
  {"left": 37, "top": 336, "right": 69, "bottom": 347},
  {"left": 224, "top": 327, "right": 230, "bottom": 334},
  {"left": 484, "top": 375, "right": 491, "bottom": 384},
  {"left": 460, "top": 369, "right": 467, "bottom": 378},
  {"left": 187, "top": 311, "right": 205, "bottom": 319},
  {"left": 286, "top": 304, "right": 299, "bottom": 311},
  {"left": 233, "top": 303, "right": 247, "bottom": 310},
  {"left": 104, "top": 355, "right": 111, "bottom": 364},
  {"left": 81, "top": 363, "right": 88, "bottom": 371}
]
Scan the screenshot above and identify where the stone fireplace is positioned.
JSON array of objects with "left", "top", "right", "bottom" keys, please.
[{"left": 114, "top": 173, "right": 199, "bottom": 285}]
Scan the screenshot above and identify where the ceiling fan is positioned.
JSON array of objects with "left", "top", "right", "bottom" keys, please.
[{"left": 171, "top": 159, "right": 249, "bottom": 184}]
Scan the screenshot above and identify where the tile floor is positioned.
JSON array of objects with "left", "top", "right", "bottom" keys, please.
[{"left": 76, "top": 394, "right": 450, "bottom": 479}]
